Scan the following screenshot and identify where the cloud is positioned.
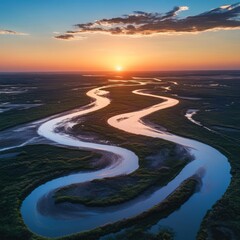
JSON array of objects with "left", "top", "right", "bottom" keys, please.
[
  {"left": 0, "top": 29, "right": 28, "bottom": 35},
  {"left": 54, "top": 34, "right": 75, "bottom": 40},
  {"left": 55, "top": 3, "right": 240, "bottom": 39},
  {"left": 54, "top": 33, "right": 87, "bottom": 41}
]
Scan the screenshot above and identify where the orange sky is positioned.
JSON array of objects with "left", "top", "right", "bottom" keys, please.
[
  {"left": 1, "top": 29, "right": 239, "bottom": 72},
  {"left": 1, "top": 0, "right": 240, "bottom": 73}
]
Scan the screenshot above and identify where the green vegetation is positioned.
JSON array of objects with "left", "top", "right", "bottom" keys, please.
[
  {"left": 0, "top": 74, "right": 103, "bottom": 130},
  {"left": 103, "top": 228, "right": 174, "bottom": 240},
  {"left": 0, "top": 145, "right": 100, "bottom": 240},
  {"left": 54, "top": 144, "right": 190, "bottom": 206},
  {"left": 1, "top": 73, "right": 240, "bottom": 239},
  {"left": 53, "top": 85, "right": 192, "bottom": 206},
  {"left": 0, "top": 75, "right": 192, "bottom": 240},
  {"left": 60, "top": 176, "right": 200, "bottom": 240},
  {"left": 34, "top": 79, "right": 195, "bottom": 239},
  {"left": 145, "top": 78, "right": 240, "bottom": 239}
]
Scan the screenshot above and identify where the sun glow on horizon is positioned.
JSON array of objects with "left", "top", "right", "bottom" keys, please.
[{"left": 115, "top": 65, "right": 123, "bottom": 72}]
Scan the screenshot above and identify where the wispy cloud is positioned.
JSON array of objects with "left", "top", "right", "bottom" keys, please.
[
  {"left": 54, "top": 33, "right": 87, "bottom": 41},
  {"left": 0, "top": 29, "right": 28, "bottom": 36},
  {"left": 54, "top": 34, "right": 75, "bottom": 40},
  {"left": 55, "top": 3, "right": 240, "bottom": 39}
]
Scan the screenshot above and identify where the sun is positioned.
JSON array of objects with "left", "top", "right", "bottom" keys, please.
[{"left": 115, "top": 65, "right": 123, "bottom": 72}]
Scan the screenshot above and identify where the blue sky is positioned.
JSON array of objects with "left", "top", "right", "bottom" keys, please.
[{"left": 1, "top": 0, "right": 239, "bottom": 35}]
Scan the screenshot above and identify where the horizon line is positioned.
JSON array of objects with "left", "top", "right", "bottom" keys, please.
[{"left": 0, "top": 69, "right": 240, "bottom": 74}]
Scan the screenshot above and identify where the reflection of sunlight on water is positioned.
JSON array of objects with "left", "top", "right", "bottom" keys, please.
[
  {"left": 108, "top": 90, "right": 182, "bottom": 145},
  {"left": 185, "top": 109, "right": 215, "bottom": 133},
  {"left": 21, "top": 78, "right": 231, "bottom": 239},
  {"left": 82, "top": 74, "right": 106, "bottom": 77}
]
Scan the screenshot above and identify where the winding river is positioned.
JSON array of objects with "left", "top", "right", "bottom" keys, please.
[{"left": 21, "top": 79, "right": 231, "bottom": 239}]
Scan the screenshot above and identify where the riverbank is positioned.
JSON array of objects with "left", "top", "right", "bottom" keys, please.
[
  {"left": 0, "top": 144, "right": 99, "bottom": 240},
  {"left": 1, "top": 79, "right": 189, "bottom": 239},
  {"left": 146, "top": 81, "right": 240, "bottom": 239},
  {"left": 60, "top": 175, "right": 201, "bottom": 240},
  {"left": 1, "top": 72, "right": 239, "bottom": 239},
  {"left": 54, "top": 145, "right": 192, "bottom": 206},
  {"left": 21, "top": 81, "right": 230, "bottom": 239}
]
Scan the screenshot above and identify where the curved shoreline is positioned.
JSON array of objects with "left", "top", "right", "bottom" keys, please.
[
  {"left": 21, "top": 80, "right": 231, "bottom": 239},
  {"left": 185, "top": 109, "right": 215, "bottom": 133}
]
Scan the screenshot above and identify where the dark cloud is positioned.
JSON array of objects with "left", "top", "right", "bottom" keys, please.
[
  {"left": 0, "top": 29, "right": 27, "bottom": 35},
  {"left": 54, "top": 33, "right": 87, "bottom": 41},
  {"left": 54, "top": 34, "right": 75, "bottom": 40},
  {"left": 55, "top": 3, "right": 240, "bottom": 39}
]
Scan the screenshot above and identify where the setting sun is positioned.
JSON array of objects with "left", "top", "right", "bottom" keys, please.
[{"left": 115, "top": 65, "right": 123, "bottom": 72}]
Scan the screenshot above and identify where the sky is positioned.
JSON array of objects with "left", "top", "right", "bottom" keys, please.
[{"left": 0, "top": 0, "right": 240, "bottom": 72}]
